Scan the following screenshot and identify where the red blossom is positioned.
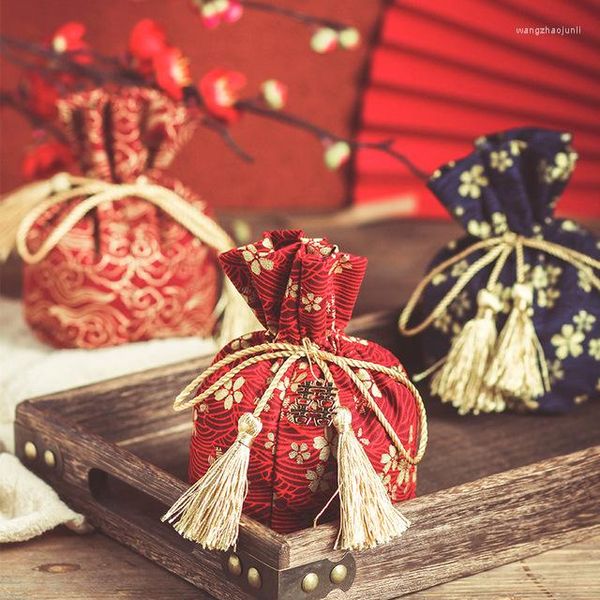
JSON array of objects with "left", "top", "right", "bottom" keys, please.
[
  {"left": 129, "top": 19, "right": 168, "bottom": 61},
  {"left": 198, "top": 68, "right": 246, "bottom": 123},
  {"left": 51, "top": 22, "right": 90, "bottom": 63},
  {"left": 152, "top": 47, "right": 192, "bottom": 100},
  {"left": 22, "top": 141, "right": 74, "bottom": 181},
  {"left": 24, "top": 72, "right": 59, "bottom": 120}
]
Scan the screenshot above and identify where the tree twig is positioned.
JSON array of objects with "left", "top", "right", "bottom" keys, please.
[
  {"left": 0, "top": 34, "right": 429, "bottom": 180},
  {"left": 240, "top": 0, "right": 352, "bottom": 30},
  {"left": 237, "top": 99, "right": 429, "bottom": 180},
  {"left": 199, "top": 114, "right": 254, "bottom": 162}
]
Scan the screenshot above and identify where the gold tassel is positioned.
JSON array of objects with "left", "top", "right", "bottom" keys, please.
[
  {"left": 161, "top": 412, "right": 262, "bottom": 551},
  {"left": 332, "top": 407, "right": 410, "bottom": 551},
  {"left": 215, "top": 278, "right": 261, "bottom": 347},
  {"left": 485, "top": 283, "right": 548, "bottom": 406},
  {"left": 431, "top": 289, "right": 503, "bottom": 415}
]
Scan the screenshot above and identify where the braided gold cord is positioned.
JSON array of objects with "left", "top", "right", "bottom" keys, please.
[
  {"left": 399, "top": 243, "right": 506, "bottom": 336},
  {"left": 173, "top": 339, "right": 428, "bottom": 466},
  {"left": 399, "top": 233, "right": 600, "bottom": 338},
  {"left": 15, "top": 176, "right": 236, "bottom": 264}
]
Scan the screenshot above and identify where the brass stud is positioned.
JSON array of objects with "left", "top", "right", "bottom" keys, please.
[
  {"left": 24, "top": 441, "right": 37, "bottom": 461},
  {"left": 227, "top": 554, "right": 242, "bottom": 577},
  {"left": 330, "top": 564, "right": 348, "bottom": 584},
  {"left": 43, "top": 449, "right": 56, "bottom": 468},
  {"left": 247, "top": 567, "right": 261, "bottom": 589},
  {"left": 301, "top": 572, "right": 319, "bottom": 593}
]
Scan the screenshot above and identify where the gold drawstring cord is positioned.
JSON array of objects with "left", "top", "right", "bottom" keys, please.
[
  {"left": 0, "top": 172, "right": 259, "bottom": 343},
  {"left": 173, "top": 337, "right": 427, "bottom": 466},
  {"left": 399, "top": 232, "right": 600, "bottom": 337}
]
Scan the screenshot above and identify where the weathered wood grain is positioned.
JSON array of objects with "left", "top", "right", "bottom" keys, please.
[
  {"left": 15, "top": 341, "right": 600, "bottom": 599},
  {"left": 2, "top": 529, "right": 599, "bottom": 600},
  {"left": 10, "top": 218, "right": 600, "bottom": 599},
  {"left": 284, "top": 446, "right": 600, "bottom": 598}
]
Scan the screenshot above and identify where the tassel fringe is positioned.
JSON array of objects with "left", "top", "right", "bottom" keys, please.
[
  {"left": 485, "top": 283, "right": 548, "bottom": 407},
  {"left": 162, "top": 413, "right": 262, "bottom": 551},
  {"left": 332, "top": 407, "right": 410, "bottom": 551},
  {"left": 431, "top": 289, "right": 503, "bottom": 415},
  {"left": 216, "top": 279, "right": 261, "bottom": 346}
]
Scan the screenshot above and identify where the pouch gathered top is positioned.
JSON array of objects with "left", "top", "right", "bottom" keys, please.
[
  {"left": 164, "top": 230, "right": 427, "bottom": 552},
  {"left": 400, "top": 128, "right": 599, "bottom": 414}
]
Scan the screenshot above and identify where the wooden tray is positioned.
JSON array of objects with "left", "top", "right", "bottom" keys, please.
[{"left": 14, "top": 310, "right": 600, "bottom": 600}]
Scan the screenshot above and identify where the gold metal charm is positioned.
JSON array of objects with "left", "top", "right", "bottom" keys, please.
[{"left": 287, "top": 380, "right": 336, "bottom": 426}]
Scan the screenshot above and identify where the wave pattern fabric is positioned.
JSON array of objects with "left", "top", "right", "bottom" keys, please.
[
  {"left": 23, "top": 88, "right": 219, "bottom": 348},
  {"left": 188, "top": 230, "right": 420, "bottom": 533},
  {"left": 419, "top": 128, "right": 600, "bottom": 412}
]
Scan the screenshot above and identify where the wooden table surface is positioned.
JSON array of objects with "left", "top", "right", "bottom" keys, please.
[
  {"left": 2, "top": 216, "right": 599, "bottom": 599},
  {"left": 1, "top": 527, "right": 599, "bottom": 599}
]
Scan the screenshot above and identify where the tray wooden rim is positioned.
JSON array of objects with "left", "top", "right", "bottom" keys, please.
[{"left": 14, "top": 307, "right": 600, "bottom": 598}]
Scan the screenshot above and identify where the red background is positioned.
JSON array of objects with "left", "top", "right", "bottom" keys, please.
[
  {"left": 356, "top": 0, "right": 600, "bottom": 218},
  {"left": 1, "top": 0, "right": 599, "bottom": 217},
  {"left": 0, "top": 0, "right": 382, "bottom": 211}
]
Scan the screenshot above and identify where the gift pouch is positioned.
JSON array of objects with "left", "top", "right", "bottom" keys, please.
[
  {"left": 400, "top": 128, "right": 600, "bottom": 414},
  {"left": 6, "top": 88, "right": 224, "bottom": 348},
  {"left": 164, "top": 230, "right": 427, "bottom": 551}
]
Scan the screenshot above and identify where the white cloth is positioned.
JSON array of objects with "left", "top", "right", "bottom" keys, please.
[{"left": 0, "top": 296, "right": 215, "bottom": 542}]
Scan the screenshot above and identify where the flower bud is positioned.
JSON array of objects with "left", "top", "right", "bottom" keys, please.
[
  {"left": 338, "top": 27, "right": 360, "bottom": 49},
  {"left": 260, "top": 79, "right": 288, "bottom": 110},
  {"left": 310, "top": 27, "right": 338, "bottom": 54},
  {"left": 323, "top": 141, "right": 351, "bottom": 170}
]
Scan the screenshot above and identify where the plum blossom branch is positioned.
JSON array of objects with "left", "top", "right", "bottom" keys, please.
[
  {"left": 240, "top": 0, "right": 353, "bottom": 30},
  {"left": 237, "top": 99, "right": 429, "bottom": 179},
  {"left": 0, "top": 26, "right": 427, "bottom": 179}
]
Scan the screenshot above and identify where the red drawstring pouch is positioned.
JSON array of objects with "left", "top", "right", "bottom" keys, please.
[
  {"left": 0, "top": 87, "right": 251, "bottom": 348},
  {"left": 164, "top": 230, "right": 427, "bottom": 552}
]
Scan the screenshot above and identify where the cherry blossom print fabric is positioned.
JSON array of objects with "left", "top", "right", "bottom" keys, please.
[
  {"left": 420, "top": 128, "right": 600, "bottom": 412},
  {"left": 188, "top": 230, "right": 420, "bottom": 533}
]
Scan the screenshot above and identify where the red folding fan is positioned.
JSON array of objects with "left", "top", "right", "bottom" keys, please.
[{"left": 354, "top": 0, "right": 600, "bottom": 219}]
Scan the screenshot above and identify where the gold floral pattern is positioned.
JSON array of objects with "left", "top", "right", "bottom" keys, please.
[
  {"left": 450, "top": 290, "right": 471, "bottom": 318},
  {"left": 214, "top": 376, "right": 245, "bottom": 410},
  {"left": 433, "top": 311, "right": 453, "bottom": 334},
  {"left": 529, "top": 263, "right": 562, "bottom": 309},
  {"left": 573, "top": 310, "right": 596, "bottom": 332},
  {"left": 289, "top": 442, "right": 310, "bottom": 464},
  {"left": 540, "top": 151, "right": 578, "bottom": 183},
  {"left": 285, "top": 281, "right": 299, "bottom": 299},
  {"left": 306, "top": 464, "right": 333, "bottom": 493},
  {"left": 242, "top": 242, "right": 275, "bottom": 275},
  {"left": 313, "top": 427, "right": 334, "bottom": 461},
  {"left": 301, "top": 292, "right": 323, "bottom": 313},
  {"left": 491, "top": 212, "right": 508, "bottom": 234},
  {"left": 508, "top": 140, "right": 527, "bottom": 155},
  {"left": 330, "top": 253, "right": 353, "bottom": 275},
  {"left": 264, "top": 431, "right": 276, "bottom": 455},
  {"left": 451, "top": 259, "right": 469, "bottom": 278},
  {"left": 458, "top": 165, "right": 489, "bottom": 199},
  {"left": 589, "top": 339, "right": 600, "bottom": 361},
  {"left": 490, "top": 150, "right": 513, "bottom": 172},
  {"left": 467, "top": 219, "right": 492, "bottom": 239},
  {"left": 548, "top": 359, "right": 564, "bottom": 384},
  {"left": 551, "top": 324, "right": 584, "bottom": 360}
]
